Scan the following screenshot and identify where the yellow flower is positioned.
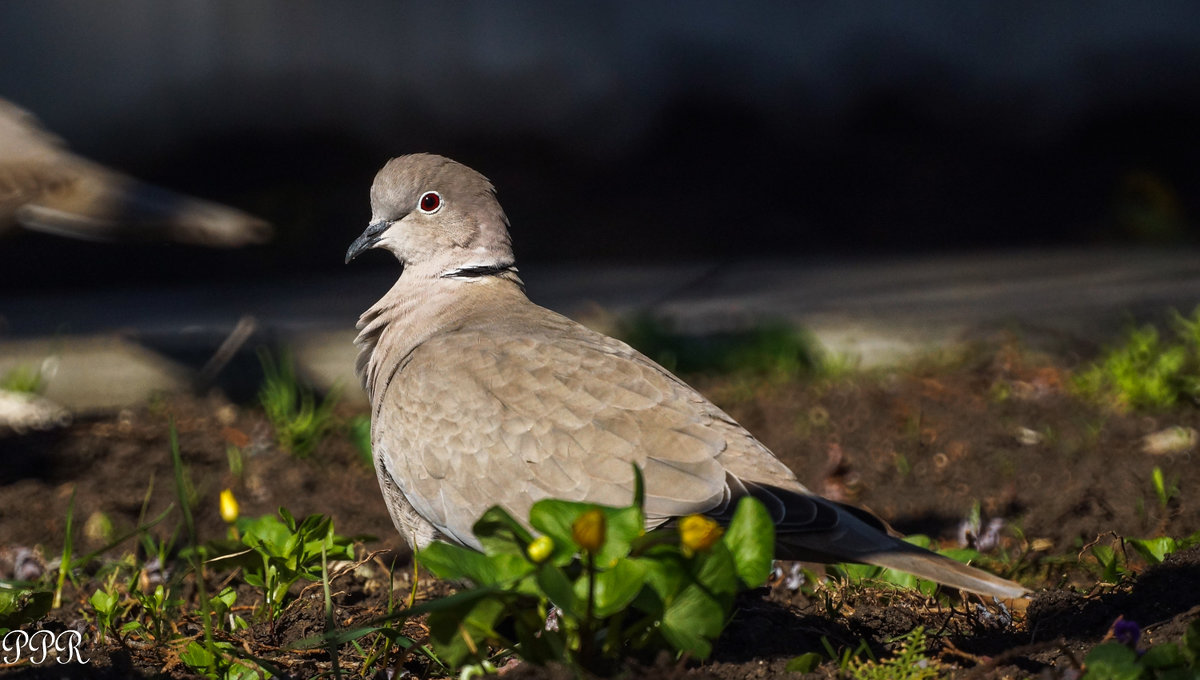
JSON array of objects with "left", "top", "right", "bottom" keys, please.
[
  {"left": 219, "top": 488, "right": 240, "bottom": 523},
  {"left": 526, "top": 535, "right": 555, "bottom": 563},
  {"left": 571, "top": 509, "right": 607, "bottom": 553},
  {"left": 679, "top": 514, "right": 723, "bottom": 553}
]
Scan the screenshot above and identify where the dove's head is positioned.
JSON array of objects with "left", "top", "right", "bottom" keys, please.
[{"left": 345, "top": 154, "right": 514, "bottom": 274}]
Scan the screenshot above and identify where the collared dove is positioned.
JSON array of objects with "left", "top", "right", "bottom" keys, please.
[
  {"left": 347, "top": 153, "right": 1027, "bottom": 599},
  {"left": 0, "top": 98, "right": 270, "bottom": 247}
]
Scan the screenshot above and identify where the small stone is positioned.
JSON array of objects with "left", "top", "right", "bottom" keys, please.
[
  {"left": 215, "top": 404, "right": 239, "bottom": 426},
  {"left": 1029, "top": 538, "right": 1054, "bottom": 553},
  {"left": 0, "top": 389, "right": 71, "bottom": 434},
  {"left": 83, "top": 511, "right": 115, "bottom": 545},
  {"left": 1141, "top": 426, "right": 1197, "bottom": 455},
  {"left": 1015, "top": 427, "right": 1043, "bottom": 446}
]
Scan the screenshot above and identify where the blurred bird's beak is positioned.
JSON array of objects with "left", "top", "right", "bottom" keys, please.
[{"left": 345, "top": 219, "right": 391, "bottom": 263}]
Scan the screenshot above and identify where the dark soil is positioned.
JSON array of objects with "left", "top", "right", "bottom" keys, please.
[{"left": 2, "top": 336, "right": 1199, "bottom": 678}]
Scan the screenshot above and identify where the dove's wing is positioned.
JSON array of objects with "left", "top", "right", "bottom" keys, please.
[{"left": 371, "top": 302, "right": 804, "bottom": 548}]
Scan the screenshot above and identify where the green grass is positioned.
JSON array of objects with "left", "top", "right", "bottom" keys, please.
[
  {"left": 0, "top": 363, "right": 44, "bottom": 394},
  {"left": 1073, "top": 307, "right": 1200, "bottom": 410},
  {"left": 257, "top": 348, "right": 339, "bottom": 457},
  {"left": 75, "top": 425, "right": 351, "bottom": 677}
]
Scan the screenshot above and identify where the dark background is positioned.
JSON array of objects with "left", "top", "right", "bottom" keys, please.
[{"left": 2, "top": 1, "right": 1199, "bottom": 291}]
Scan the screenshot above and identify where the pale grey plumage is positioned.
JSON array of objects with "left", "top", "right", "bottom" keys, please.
[
  {"left": 348, "top": 153, "right": 1027, "bottom": 599},
  {"left": 0, "top": 98, "right": 271, "bottom": 247}
]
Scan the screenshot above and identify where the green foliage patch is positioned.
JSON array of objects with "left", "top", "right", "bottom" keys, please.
[
  {"left": 0, "top": 362, "right": 44, "bottom": 394},
  {"left": 406, "top": 467, "right": 775, "bottom": 673},
  {"left": 1084, "top": 618, "right": 1200, "bottom": 679},
  {"left": 207, "top": 508, "right": 357, "bottom": 621},
  {"left": 1073, "top": 308, "right": 1200, "bottom": 410},
  {"left": 257, "top": 348, "right": 338, "bottom": 457}
]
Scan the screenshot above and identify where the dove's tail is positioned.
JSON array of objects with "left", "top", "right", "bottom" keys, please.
[
  {"left": 742, "top": 481, "right": 1028, "bottom": 599},
  {"left": 842, "top": 541, "right": 1029, "bottom": 600}
]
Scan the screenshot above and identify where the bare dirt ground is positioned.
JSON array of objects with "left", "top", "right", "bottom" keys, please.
[{"left": 2, "top": 334, "right": 1199, "bottom": 678}]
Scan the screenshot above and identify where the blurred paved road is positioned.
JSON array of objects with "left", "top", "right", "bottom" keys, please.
[{"left": 4, "top": 248, "right": 1200, "bottom": 412}]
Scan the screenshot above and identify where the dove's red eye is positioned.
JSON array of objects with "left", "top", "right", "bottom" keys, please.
[{"left": 419, "top": 191, "right": 441, "bottom": 213}]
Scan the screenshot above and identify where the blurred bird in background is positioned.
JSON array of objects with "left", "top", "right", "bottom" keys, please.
[{"left": 0, "top": 98, "right": 271, "bottom": 247}]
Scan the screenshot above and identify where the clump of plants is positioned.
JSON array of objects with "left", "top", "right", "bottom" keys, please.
[
  {"left": 1073, "top": 307, "right": 1200, "bottom": 410},
  {"left": 1084, "top": 617, "right": 1200, "bottom": 679},
  {"left": 1084, "top": 530, "right": 1200, "bottom": 585},
  {"left": 71, "top": 427, "right": 358, "bottom": 677},
  {"left": 785, "top": 627, "right": 943, "bottom": 678},
  {"left": 208, "top": 504, "right": 357, "bottom": 621},
  {"left": 406, "top": 467, "right": 774, "bottom": 674},
  {"left": 841, "top": 627, "right": 942, "bottom": 680},
  {"left": 257, "top": 348, "right": 339, "bottom": 457},
  {"left": 0, "top": 362, "right": 45, "bottom": 394}
]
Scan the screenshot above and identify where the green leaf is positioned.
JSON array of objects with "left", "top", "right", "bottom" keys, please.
[
  {"left": 427, "top": 594, "right": 508, "bottom": 668},
  {"left": 473, "top": 506, "right": 535, "bottom": 557},
  {"left": 901, "top": 534, "right": 933, "bottom": 550},
  {"left": 180, "top": 641, "right": 215, "bottom": 670},
  {"left": 239, "top": 514, "right": 292, "bottom": 553},
  {"left": 637, "top": 552, "right": 687, "bottom": 604},
  {"left": 529, "top": 499, "right": 594, "bottom": 563},
  {"left": 937, "top": 547, "right": 982, "bottom": 564},
  {"left": 418, "top": 542, "right": 529, "bottom": 585},
  {"left": 511, "top": 605, "right": 567, "bottom": 666},
  {"left": 596, "top": 505, "right": 645, "bottom": 566},
  {"left": 488, "top": 553, "right": 536, "bottom": 583},
  {"left": 640, "top": 542, "right": 739, "bottom": 659},
  {"left": 279, "top": 506, "right": 297, "bottom": 530},
  {"left": 721, "top": 496, "right": 775, "bottom": 588},
  {"left": 1140, "top": 641, "right": 1186, "bottom": 669},
  {"left": 876, "top": 568, "right": 920, "bottom": 590},
  {"left": 785, "top": 652, "right": 822, "bottom": 673},
  {"left": 536, "top": 564, "right": 582, "bottom": 618},
  {"left": 586, "top": 557, "right": 647, "bottom": 618},
  {"left": 88, "top": 588, "right": 118, "bottom": 615},
  {"left": 1128, "top": 536, "right": 1178, "bottom": 565},
  {"left": 529, "top": 499, "right": 645, "bottom": 567},
  {"left": 1089, "top": 544, "right": 1124, "bottom": 583},
  {"left": 1183, "top": 619, "right": 1200, "bottom": 664},
  {"left": 834, "top": 562, "right": 882, "bottom": 582},
  {"left": 660, "top": 582, "right": 724, "bottom": 659},
  {"left": 1083, "top": 643, "right": 1141, "bottom": 680},
  {"left": 691, "top": 542, "right": 739, "bottom": 607},
  {"left": 631, "top": 464, "right": 645, "bottom": 510},
  {"left": 0, "top": 588, "right": 52, "bottom": 630}
]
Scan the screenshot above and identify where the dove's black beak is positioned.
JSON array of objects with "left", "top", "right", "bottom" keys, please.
[{"left": 345, "top": 219, "right": 392, "bottom": 264}]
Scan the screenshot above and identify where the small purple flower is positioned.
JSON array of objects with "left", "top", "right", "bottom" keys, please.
[
  {"left": 976, "top": 518, "right": 1005, "bottom": 552},
  {"left": 1112, "top": 618, "right": 1141, "bottom": 647},
  {"left": 13, "top": 547, "right": 43, "bottom": 581},
  {"left": 958, "top": 513, "right": 1006, "bottom": 552},
  {"left": 543, "top": 606, "right": 562, "bottom": 633}
]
